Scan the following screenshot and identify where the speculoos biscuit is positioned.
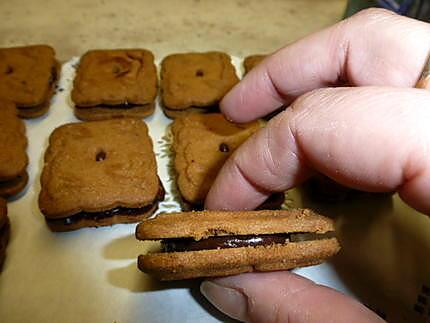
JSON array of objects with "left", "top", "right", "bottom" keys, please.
[
  {"left": 39, "top": 118, "right": 164, "bottom": 231},
  {"left": 136, "top": 209, "right": 341, "bottom": 280},
  {"left": 0, "top": 45, "right": 60, "bottom": 118},
  {"left": 171, "top": 113, "right": 261, "bottom": 208},
  {"left": 0, "top": 101, "right": 28, "bottom": 198},
  {"left": 72, "top": 49, "right": 157, "bottom": 121},
  {"left": 171, "top": 113, "right": 284, "bottom": 209},
  {"left": 160, "top": 52, "right": 239, "bottom": 118}
]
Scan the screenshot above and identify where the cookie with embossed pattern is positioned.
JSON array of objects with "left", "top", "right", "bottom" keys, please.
[
  {"left": 0, "top": 45, "right": 60, "bottom": 118},
  {"left": 39, "top": 118, "right": 164, "bottom": 232},
  {"left": 72, "top": 49, "right": 157, "bottom": 120},
  {"left": 171, "top": 113, "right": 284, "bottom": 209},
  {"left": 161, "top": 52, "right": 239, "bottom": 118},
  {"left": 0, "top": 101, "right": 28, "bottom": 198}
]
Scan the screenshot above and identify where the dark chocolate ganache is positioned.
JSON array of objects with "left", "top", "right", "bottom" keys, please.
[
  {"left": 161, "top": 234, "right": 290, "bottom": 252},
  {"left": 47, "top": 204, "right": 155, "bottom": 226},
  {"left": 161, "top": 231, "right": 336, "bottom": 253},
  {"left": 76, "top": 102, "right": 142, "bottom": 110}
]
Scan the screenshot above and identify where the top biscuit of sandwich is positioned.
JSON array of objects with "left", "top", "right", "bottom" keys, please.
[
  {"left": 136, "top": 209, "right": 336, "bottom": 240},
  {"left": 0, "top": 101, "right": 28, "bottom": 181},
  {"left": 171, "top": 114, "right": 261, "bottom": 204},
  {"left": 39, "top": 118, "right": 160, "bottom": 218},
  {"left": 243, "top": 55, "right": 266, "bottom": 74},
  {"left": 0, "top": 45, "right": 57, "bottom": 107},
  {"left": 71, "top": 49, "right": 157, "bottom": 107},
  {"left": 161, "top": 52, "right": 239, "bottom": 110}
]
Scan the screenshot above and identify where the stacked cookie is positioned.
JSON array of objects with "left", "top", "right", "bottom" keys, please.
[
  {"left": 170, "top": 113, "right": 286, "bottom": 210},
  {"left": 136, "top": 209, "right": 340, "bottom": 280},
  {"left": 71, "top": 49, "right": 158, "bottom": 120},
  {"left": 0, "top": 101, "right": 28, "bottom": 198},
  {"left": 39, "top": 118, "right": 164, "bottom": 231},
  {"left": 0, "top": 45, "right": 59, "bottom": 118},
  {"left": 160, "top": 52, "right": 239, "bottom": 118}
]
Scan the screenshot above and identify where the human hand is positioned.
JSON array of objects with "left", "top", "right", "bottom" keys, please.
[{"left": 202, "top": 8, "right": 430, "bottom": 323}]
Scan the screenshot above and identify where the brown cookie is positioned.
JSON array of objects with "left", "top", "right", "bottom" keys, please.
[
  {"left": 136, "top": 209, "right": 340, "bottom": 280},
  {"left": 0, "top": 101, "right": 28, "bottom": 198},
  {"left": 243, "top": 54, "right": 266, "bottom": 74},
  {"left": 38, "top": 118, "right": 164, "bottom": 232},
  {"left": 0, "top": 45, "right": 60, "bottom": 118},
  {"left": 171, "top": 113, "right": 260, "bottom": 208},
  {"left": 72, "top": 49, "right": 157, "bottom": 121},
  {"left": 0, "top": 198, "right": 10, "bottom": 270},
  {"left": 160, "top": 52, "right": 239, "bottom": 118}
]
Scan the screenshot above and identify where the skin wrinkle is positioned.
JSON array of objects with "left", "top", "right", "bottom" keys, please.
[{"left": 245, "top": 279, "right": 318, "bottom": 323}]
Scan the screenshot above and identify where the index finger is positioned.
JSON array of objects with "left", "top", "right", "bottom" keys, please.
[{"left": 222, "top": 8, "right": 430, "bottom": 122}]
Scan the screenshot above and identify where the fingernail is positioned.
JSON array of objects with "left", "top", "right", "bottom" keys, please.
[{"left": 200, "top": 280, "right": 249, "bottom": 322}]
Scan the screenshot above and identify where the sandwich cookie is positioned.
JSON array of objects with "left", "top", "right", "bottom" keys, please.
[
  {"left": 39, "top": 118, "right": 164, "bottom": 231},
  {"left": 0, "top": 101, "right": 28, "bottom": 198},
  {"left": 72, "top": 49, "right": 158, "bottom": 120},
  {"left": 0, "top": 45, "right": 60, "bottom": 118},
  {"left": 136, "top": 209, "right": 340, "bottom": 280}
]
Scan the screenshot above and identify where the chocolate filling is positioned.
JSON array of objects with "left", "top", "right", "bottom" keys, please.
[
  {"left": 47, "top": 184, "right": 165, "bottom": 226},
  {"left": 76, "top": 102, "right": 143, "bottom": 110},
  {"left": 161, "top": 232, "right": 335, "bottom": 253},
  {"left": 46, "top": 204, "right": 155, "bottom": 226}
]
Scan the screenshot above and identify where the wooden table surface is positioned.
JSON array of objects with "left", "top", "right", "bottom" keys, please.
[{"left": 0, "top": 0, "right": 346, "bottom": 60}]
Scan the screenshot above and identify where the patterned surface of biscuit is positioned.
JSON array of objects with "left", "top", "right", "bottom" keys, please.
[
  {"left": 0, "top": 45, "right": 58, "bottom": 111},
  {"left": 171, "top": 113, "right": 261, "bottom": 205},
  {"left": 0, "top": 101, "right": 28, "bottom": 186},
  {"left": 136, "top": 209, "right": 340, "bottom": 280},
  {"left": 39, "top": 118, "right": 161, "bottom": 219},
  {"left": 243, "top": 54, "right": 266, "bottom": 74},
  {"left": 136, "top": 209, "right": 335, "bottom": 240},
  {"left": 71, "top": 49, "right": 157, "bottom": 108},
  {"left": 161, "top": 52, "right": 239, "bottom": 112}
]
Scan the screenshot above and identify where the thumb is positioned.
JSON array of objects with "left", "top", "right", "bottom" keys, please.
[{"left": 200, "top": 271, "right": 383, "bottom": 323}]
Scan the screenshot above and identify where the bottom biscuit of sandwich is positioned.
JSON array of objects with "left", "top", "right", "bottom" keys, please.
[{"left": 135, "top": 209, "right": 340, "bottom": 281}]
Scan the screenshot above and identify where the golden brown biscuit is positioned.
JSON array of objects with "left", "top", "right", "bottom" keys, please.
[
  {"left": 0, "top": 45, "right": 60, "bottom": 118},
  {"left": 171, "top": 113, "right": 284, "bottom": 209},
  {"left": 171, "top": 113, "right": 262, "bottom": 208},
  {"left": 72, "top": 49, "right": 157, "bottom": 121},
  {"left": 136, "top": 209, "right": 340, "bottom": 280},
  {"left": 0, "top": 198, "right": 10, "bottom": 270},
  {"left": 0, "top": 101, "right": 28, "bottom": 198},
  {"left": 243, "top": 54, "right": 266, "bottom": 74},
  {"left": 39, "top": 118, "right": 164, "bottom": 231},
  {"left": 161, "top": 52, "right": 239, "bottom": 118}
]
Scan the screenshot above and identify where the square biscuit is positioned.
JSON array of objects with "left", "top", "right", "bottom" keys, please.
[
  {"left": 72, "top": 49, "right": 158, "bottom": 120},
  {"left": 0, "top": 101, "right": 28, "bottom": 198},
  {"left": 243, "top": 54, "right": 266, "bottom": 74},
  {"left": 161, "top": 52, "right": 239, "bottom": 118},
  {"left": 171, "top": 114, "right": 261, "bottom": 207},
  {"left": 39, "top": 118, "right": 163, "bottom": 231},
  {"left": 0, "top": 45, "right": 59, "bottom": 118}
]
